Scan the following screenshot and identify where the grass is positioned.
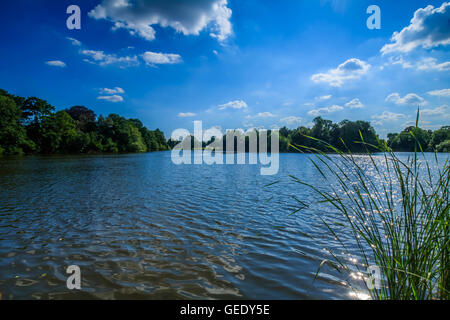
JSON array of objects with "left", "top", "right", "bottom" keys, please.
[{"left": 288, "top": 118, "right": 449, "bottom": 300}]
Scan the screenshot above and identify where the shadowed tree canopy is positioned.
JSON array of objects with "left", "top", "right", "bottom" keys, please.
[
  {"left": 0, "top": 89, "right": 449, "bottom": 156},
  {"left": 0, "top": 89, "right": 169, "bottom": 155},
  {"left": 66, "top": 106, "right": 96, "bottom": 123}
]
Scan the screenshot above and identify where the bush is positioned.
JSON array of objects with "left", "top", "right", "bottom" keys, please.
[{"left": 436, "top": 140, "right": 450, "bottom": 153}]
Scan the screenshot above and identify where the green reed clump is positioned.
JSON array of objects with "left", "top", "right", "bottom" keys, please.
[{"left": 289, "top": 123, "right": 449, "bottom": 300}]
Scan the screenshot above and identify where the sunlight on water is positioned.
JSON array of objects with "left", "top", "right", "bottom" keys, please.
[{"left": 0, "top": 152, "right": 448, "bottom": 299}]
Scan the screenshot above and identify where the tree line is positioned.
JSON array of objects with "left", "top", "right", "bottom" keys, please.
[
  {"left": 169, "top": 117, "right": 450, "bottom": 153},
  {"left": 279, "top": 117, "right": 450, "bottom": 153},
  {"left": 1, "top": 89, "right": 449, "bottom": 156},
  {"left": 0, "top": 89, "right": 168, "bottom": 156}
]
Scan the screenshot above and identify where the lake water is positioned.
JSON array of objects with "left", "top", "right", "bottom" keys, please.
[{"left": 0, "top": 152, "right": 447, "bottom": 299}]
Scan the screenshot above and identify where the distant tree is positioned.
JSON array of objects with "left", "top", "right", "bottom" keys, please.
[
  {"left": 290, "top": 127, "right": 312, "bottom": 150},
  {"left": 387, "top": 133, "right": 398, "bottom": 148},
  {"left": 21, "top": 97, "right": 55, "bottom": 124},
  {"left": 436, "top": 140, "right": 450, "bottom": 153},
  {"left": 389, "top": 127, "right": 432, "bottom": 152},
  {"left": 430, "top": 126, "right": 450, "bottom": 150},
  {"left": 39, "top": 111, "right": 78, "bottom": 154},
  {"left": 0, "top": 95, "right": 33, "bottom": 155},
  {"left": 336, "top": 120, "right": 378, "bottom": 152},
  {"left": 279, "top": 127, "right": 290, "bottom": 138},
  {"left": 66, "top": 106, "right": 97, "bottom": 132}
]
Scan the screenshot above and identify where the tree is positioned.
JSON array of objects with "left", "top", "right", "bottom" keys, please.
[
  {"left": 389, "top": 127, "right": 432, "bottom": 152},
  {"left": 290, "top": 127, "right": 312, "bottom": 150},
  {"left": 0, "top": 95, "right": 34, "bottom": 155},
  {"left": 39, "top": 111, "right": 78, "bottom": 154},
  {"left": 66, "top": 106, "right": 97, "bottom": 132},
  {"left": 430, "top": 126, "right": 450, "bottom": 150},
  {"left": 21, "top": 97, "right": 55, "bottom": 124},
  {"left": 336, "top": 120, "right": 378, "bottom": 152},
  {"left": 436, "top": 140, "right": 450, "bottom": 153}
]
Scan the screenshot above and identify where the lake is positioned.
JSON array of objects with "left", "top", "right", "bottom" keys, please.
[{"left": 0, "top": 152, "right": 447, "bottom": 299}]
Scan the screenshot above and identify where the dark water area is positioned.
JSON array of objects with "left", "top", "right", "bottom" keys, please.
[{"left": 0, "top": 152, "right": 447, "bottom": 299}]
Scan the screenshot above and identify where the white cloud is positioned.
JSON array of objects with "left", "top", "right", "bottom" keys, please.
[
  {"left": 178, "top": 112, "right": 196, "bottom": 118},
  {"left": 81, "top": 50, "right": 139, "bottom": 67},
  {"left": 345, "top": 98, "right": 364, "bottom": 109},
  {"left": 100, "top": 87, "right": 125, "bottom": 95},
  {"left": 385, "top": 93, "right": 426, "bottom": 106},
  {"left": 308, "top": 105, "right": 344, "bottom": 117},
  {"left": 218, "top": 100, "right": 248, "bottom": 110},
  {"left": 371, "top": 111, "right": 406, "bottom": 122},
  {"left": 142, "top": 51, "right": 182, "bottom": 66},
  {"left": 280, "top": 116, "right": 302, "bottom": 126},
  {"left": 45, "top": 60, "right": 66, "bottom": 68},
  {"left": 89, "top": 0, "right": 232, "bottom": 42},
  {"left": 97, "top": 95, "right": 124, "bottom": 102},
  {"left": 254, "top": 112, "right": 276, "bottom": 118},
  {"left": 381, "top": 2, "right": 450, "bottom": 54},
  {"left": 387, "top": 56, "right": 450, "bottom": 71},
  {"left": 421, "top": 105, "right": 449, "bottom": 116},
  {"left": 416, "top": 58, "right": 450, "bottom": 71},
  {"left": 428, "top": 89, "right": 450, "bottom": 97},
  {"left": 67, "top": 37, "right": 81, "bottom": 46},
  {"left": 311, "top": 58, "right": 371, "bottom": 87},
  {"left": 315, "top": 95, "right": 332, "bottom": 101}
]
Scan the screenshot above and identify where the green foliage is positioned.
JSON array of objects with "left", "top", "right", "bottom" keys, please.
[
  {"left": 39, "top": 111, "right": 78, "bottom": 154},
  {"left": 0, "top": 89, "right": 168, "bottom": 156},
  {"left": 278, "top": 118, "right": 383, "bottom": 153},
  {"left": 388, "top": 127, "right": 432, "bottom": 152},
  {"left": 431, "top": 127, "right": 450, "bottom": 150},
  {"left": 289, "top": 118, "right": 449, "bottom": 300},
  {"left": 436, "top": 140, "right": 450, "bottom": 153},
  {"left": 0, "top": 95, "right": 33, "bottom": 155}
]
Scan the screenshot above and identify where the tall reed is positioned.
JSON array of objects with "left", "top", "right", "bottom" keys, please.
[{"left": 289, "top": 119, "right": 449, "bottom": 300}]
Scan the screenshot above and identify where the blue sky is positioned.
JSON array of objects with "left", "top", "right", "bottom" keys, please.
[{"left": 0, "top": 0, "right": 449, "bottom": 138}]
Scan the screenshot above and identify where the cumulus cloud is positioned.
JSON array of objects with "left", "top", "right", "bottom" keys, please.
[
  {"left": 89, "top": 0, "right": 233, "bottom": 42},
  {"left": 178, "top": 112, "right": 196, "bottom": 118},
  {"left": 100, "top": 87, "right": 125, "bottom": 95},
  {"left": 311, "top": 58, "right": 371, "bottom": 87},
  {"left": 97, "top": 95, "right": 124, "bottom": 102},
  {"left": 386, "top": 93, "right": 426, "bottom": 106},
  {"left": 381, "top": 2, "right": 450, "bottom": 54},
  {"left": 98, "top": 88, "right": 125, "bottom": 102},
  {"left": 45, "top": 60, "right": 66, "bottom": 68},
  {"left": 428, "top": 89, "right": 450, "bottom": 97},
  {"left": 218, "top": 100, "right": 248, "bottom": 110},
  {"left": 142, "top": 51, "right": 182, "bottom": 66},
  {"left": 345, "top": 98, "right": 364, "bottom": 109},
  {"left": 81, "top": 50, "right": 139, "bottom": 67},
  {"left": 308, "top": 105, "right": 344, "bottom": 117},
  {"left": 280, "top": 116, "right": 302, "bottom": 126}
]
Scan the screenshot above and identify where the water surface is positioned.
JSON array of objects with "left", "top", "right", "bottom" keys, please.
[{"left": 0, "top": 152, "right": 447, "bottom": 299}]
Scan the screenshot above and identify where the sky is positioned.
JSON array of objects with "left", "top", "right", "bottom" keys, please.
[{"left": 0, "top": 0, "right": 449, "bottom": 138}]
